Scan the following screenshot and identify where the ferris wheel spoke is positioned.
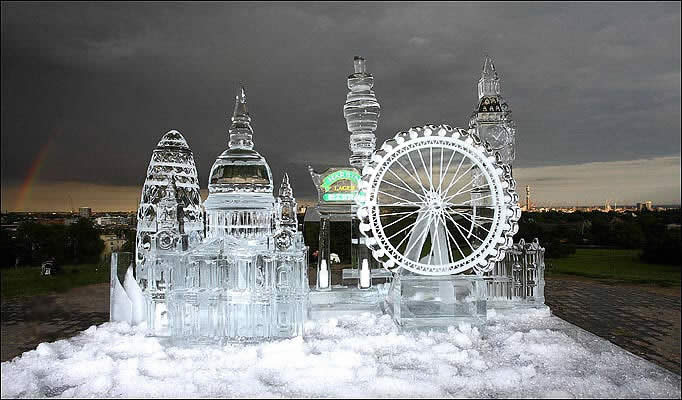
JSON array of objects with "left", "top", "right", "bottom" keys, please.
[
  {"left": 444, "top": 184, "right": 489, "bottom": 204},
  {"left": 386, "top": 215, "right": 421, "bottom": 241},
  {"left": 439, "top": 213, "right": 466, "bottom": 260},
  {"left": 381, "top": 208, "right": 422, "bottom": 230},
  {"left": 377, "top": 190, "right": 422, "bottom": 206},
  {"left": 442, "top": 163, "right": 475, "bottom": 198},
  {"left": 444, "top": 211, "right": 488, "bottom": 244},
  {"left": 376, "top": 202, "right": 423, "bottom": 207},
  {"left": 446, "top": 174, "right": 477, "bottom": 197},
  {"left": 400, "top": 154, "right": 429, "bottom": 196},
  {"left": 394, "top": 160, "right": 428, "bottom": 197},
  {"left": 444, "top": 212, "right": 477, "bottom": 252},
  {"left": 438, "top": 147, "right": 444, "bottom": 193},
  {"left": 446, "top": 208, "right": 492, "bottom": 233},
  {"left": 384, "top": 169, "right": 426, "bottom": 201},
  {"left": 378, "top": 210, "right": 424, "bottom": 218},
  {"left": 446, "top": 193, "right": 494, "bottom": 207},
  {"left": 431, "top": 216, "right": 447, "bottom": 264},
  {"left": 403, "top": 213, "right": 432, "bottom": 260},
  {"left": 417, "top": 148, "right": 434, "bottom": 191},
  {"left": 438, "top": 149, "right": 458, "bottom": 193},
  {"left": 440, "top": 215, "right": 454, "bottom": 263},
  {"left": 393, "top": 211, "right": 429, "bottom": 254}
]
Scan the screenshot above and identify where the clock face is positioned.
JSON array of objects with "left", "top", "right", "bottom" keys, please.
[
  {"left": 486, "top": 125, "right": 510, "bottom": 148},
  {"left": 275, "top": 229, "right": 293, "bottom": 251},
  {"left": 158, "top": 231, "right": 174, "bottom": 250}
]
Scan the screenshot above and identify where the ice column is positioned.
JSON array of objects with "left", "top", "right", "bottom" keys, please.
[{"left": 344, "top": 56, "right": 381, "bottom": 169}]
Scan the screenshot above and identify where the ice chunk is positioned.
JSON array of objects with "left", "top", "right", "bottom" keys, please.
[
  {"left": 110, "top": 275, "right": 132, "bottom": 323},
  {"left": 123, "top": 264, "right": 145, "bottom": 325}
]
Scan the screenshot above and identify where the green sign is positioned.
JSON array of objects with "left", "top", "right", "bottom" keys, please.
[
  {"left": 320, "top": 170, "right": 362, "bottom": 191},
  {"left": 322, "top": 192, "right": 356, "bottom": 201}
]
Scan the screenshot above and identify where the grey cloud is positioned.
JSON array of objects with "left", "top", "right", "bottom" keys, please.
[{"left": 1, "top": 2, "right": 680, "bottom": 205}]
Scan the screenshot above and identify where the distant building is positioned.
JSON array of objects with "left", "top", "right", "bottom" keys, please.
[
  {"left": 636, "top": 201, "right": 653, "bottom": 212},
  {"left": 79, "top": 207, "right": 92, "bottom": 218},
  {"left": 100, "top": 233, "right": 126, "bottom": 255},
  {"left": 96, "top": 215, "right": 128, "bottom": 226}
]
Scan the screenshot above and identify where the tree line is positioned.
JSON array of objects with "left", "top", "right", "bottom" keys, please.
[
  {"left": 515, "top": 209, "right": 680, "bottom": 264},
  {"left": 1, "top": 218, "right": 105, "bottom": 267}
]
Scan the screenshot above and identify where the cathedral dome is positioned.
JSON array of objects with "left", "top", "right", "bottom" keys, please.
[
  {"left": 204, "top": 86, "right": 274, "bottom": 212},
  {"left": 208, "top": 147, "right": 273, "bottom": 194}
]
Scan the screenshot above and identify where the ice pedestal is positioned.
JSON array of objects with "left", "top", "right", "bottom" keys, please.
[
  {"left": 308, "top": 284, "right": 388, "bottom": 320},
  {"left": 384, "top": 273, "right": 487, "bottom": 328}
]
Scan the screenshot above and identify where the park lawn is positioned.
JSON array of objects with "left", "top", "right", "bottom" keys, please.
[
  {"left": 0, "top": 264, "right": 109, "bottom": 298},
  {"left": 548, "top": 248, "right": 681, "bottom": 286}
]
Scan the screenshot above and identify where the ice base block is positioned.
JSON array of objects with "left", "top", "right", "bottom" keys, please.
[
  {"left": 308, "top": 284, "right": 388, "bottom": 320},
  {"left": 384, "top": 274, "right": 487, "bottom": 328}
]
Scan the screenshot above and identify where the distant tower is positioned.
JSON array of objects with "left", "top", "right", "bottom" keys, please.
[
  {"left": 469, "top": 55, "right": 516, "bottom": 166},
  {"left": 345, "top": 56, "right": 381, "bottom": 169},
  {"left": 526, "top": 185, "right": 532, "bottom": 211}
]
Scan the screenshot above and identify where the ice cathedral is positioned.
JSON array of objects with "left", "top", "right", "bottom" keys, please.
[{"left": 134, "top": 87, "right": 308, "bottom": 340}]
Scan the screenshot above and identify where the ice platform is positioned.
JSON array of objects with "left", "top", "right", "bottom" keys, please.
[
  {"left": 307, "top": 284, "right": 389, "bottom": 320},
  {"left": 385, "top": 274, "right": 487, "bottom": 328}
]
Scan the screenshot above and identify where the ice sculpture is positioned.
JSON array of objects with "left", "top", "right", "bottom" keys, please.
[
  {"left": 135, "top": 129, "right": 203, "bottom": 295},
  {"left": 345, "top": 56, "right": 381, "bottom": 169},
  {"left": 356, "top": 125, "right": 521, "bottom": 327},
  {"left": 468, "top": 55, "right": 516, "bottom": 165},
  {"left": 167, "top": 87, "right": 308, "bottom": 341},
  {"left": 124, "top": 265, "right": 146, "bottom": 324},
  {"left": 485, "top": 238, "right": 547, "bottom": 310},
  {"left": 110, "top": 273, "right": 132, "bottom": 323}
]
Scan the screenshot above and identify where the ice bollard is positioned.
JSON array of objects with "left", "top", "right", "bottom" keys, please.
[
  {"left": 317, "top": 259, "right": 330, "bottom": 290},
  {"left": 359, "top": 258, "right": 371, "bottom": 289}
]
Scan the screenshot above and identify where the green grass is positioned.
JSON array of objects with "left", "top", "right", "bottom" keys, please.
[
  {"left": 548, "top": 248, "right": 681, "bottom": 286},
  {"left": 0, "top": 264, "right": 110, "bottom": 298}
]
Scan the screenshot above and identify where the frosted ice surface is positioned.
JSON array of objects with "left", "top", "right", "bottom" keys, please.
[
  {"left": 110, "top": 276, "right": 132, "bottom": 323},
  {"left": 123, "top": 266, "right": 145, "bottom": 325},
  {"left": 2, "top": 311, "right": 679, "bottom": 398}
]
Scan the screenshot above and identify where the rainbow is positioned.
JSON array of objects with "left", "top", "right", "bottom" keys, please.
[{"left": 14, "top": 138, "right": 54, "bottom": 211}]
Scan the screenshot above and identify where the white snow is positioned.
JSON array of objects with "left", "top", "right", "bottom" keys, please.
[{"left": 1, "top": 310, "right": 680, "bottom": 398}]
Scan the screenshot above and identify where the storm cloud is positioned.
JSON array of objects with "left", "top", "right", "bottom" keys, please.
[{"left": 2, "top": 2, "right": 680, "bottom": 210}]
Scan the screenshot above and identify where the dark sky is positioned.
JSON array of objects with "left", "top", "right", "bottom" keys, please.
[{"left": 2, "top": 2, "right": 680, "bottom": 210}]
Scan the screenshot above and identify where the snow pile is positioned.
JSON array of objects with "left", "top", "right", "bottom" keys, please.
[{"left": 2, "top": 311, "right": 680, "bottom": 398}]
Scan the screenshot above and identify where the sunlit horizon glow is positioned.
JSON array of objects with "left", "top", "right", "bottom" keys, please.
[{"left": 1, "top": 156, "right": 679, "bottom": 212}]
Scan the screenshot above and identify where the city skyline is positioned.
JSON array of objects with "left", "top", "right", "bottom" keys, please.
[{"left": 2, "top": 3, "right": 680, "bottom": 211}]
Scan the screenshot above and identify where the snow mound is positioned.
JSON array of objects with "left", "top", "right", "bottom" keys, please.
[{"left": 1, "top": 313, "right": 679, "bottom": 398}]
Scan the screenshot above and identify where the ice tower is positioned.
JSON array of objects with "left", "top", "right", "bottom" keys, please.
[
  {"left": 167, "top": 87, "right": 308, "bottom": 341},
  {"left": 345, "top": 56, "right": 381, "bottom": 169},
  {"left": 468, "top": 55, "right": 516, "bottom": 165},
  {"left": 135, "top": 130, "right": 203, "bottom": 333}
]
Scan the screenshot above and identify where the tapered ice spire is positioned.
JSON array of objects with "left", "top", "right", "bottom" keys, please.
[
  {"left": 344, "top": 56, "right": 380, "bottom": 169},
  {"left": 279, "top": 173, "right": 293, "bottom": 198},
  {"left": 228, "top": 85, "right": 254, "bottom": 150},
  {"left": 478, "top": 55, "right": 501, "bottom": 99}
]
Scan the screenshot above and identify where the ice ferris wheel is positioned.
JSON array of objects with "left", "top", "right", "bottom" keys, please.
[{"left": 356, "top": 125, "right": 520, "bottom": 275}]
